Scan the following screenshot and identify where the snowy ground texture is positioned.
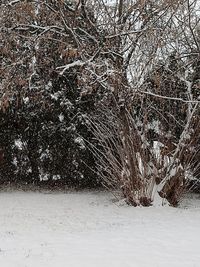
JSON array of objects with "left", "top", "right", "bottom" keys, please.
[{"left": 0, "top": 191, "right": 199, "bottom": 267}]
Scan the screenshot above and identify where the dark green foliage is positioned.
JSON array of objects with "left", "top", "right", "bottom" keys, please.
[{"left": 0, "top": 1, "right": 100, "bottom": 188}]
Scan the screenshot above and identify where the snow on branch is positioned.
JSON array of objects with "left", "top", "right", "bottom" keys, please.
[
  {"left": 57, "top": 60, "right": 86, "bottom": 75},
  {"left": 56, "top": 48, "right": 101, "bottom": 75},
  {"left": 138, "top": 90, "right": 200, "bottom": 104},
  {"left": 8, "top": 0, "right": 20, "bottom": 5}
]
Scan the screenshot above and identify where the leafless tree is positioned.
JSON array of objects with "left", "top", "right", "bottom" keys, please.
[{"left": 85, "top": 0, "right": 200, "bottom": 206}]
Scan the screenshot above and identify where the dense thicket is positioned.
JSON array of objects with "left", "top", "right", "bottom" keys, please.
[{"left": 0, "top": 0, "right": 200, "bottom": 203}]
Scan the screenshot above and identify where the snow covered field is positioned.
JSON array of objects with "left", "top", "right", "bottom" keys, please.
[{"left": 0, "top": 191, "right": 199, "bottom": 267}]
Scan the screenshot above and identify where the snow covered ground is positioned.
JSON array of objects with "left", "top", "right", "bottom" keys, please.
[{"left": 0, "top": 191, "right": 199, "bottom": 267}]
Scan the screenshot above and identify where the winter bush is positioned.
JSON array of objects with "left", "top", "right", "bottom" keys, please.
[{"left": 85, "top": 0, "right": 200, "bottom": 206}]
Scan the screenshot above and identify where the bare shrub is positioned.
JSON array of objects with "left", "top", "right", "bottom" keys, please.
[{"left": 87, "top": 96, "right": 200, "bottom": 206}]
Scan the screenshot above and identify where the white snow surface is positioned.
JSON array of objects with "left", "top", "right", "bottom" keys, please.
[{"left": 0, "top": 191, "right": 199, "bottom": 267}]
